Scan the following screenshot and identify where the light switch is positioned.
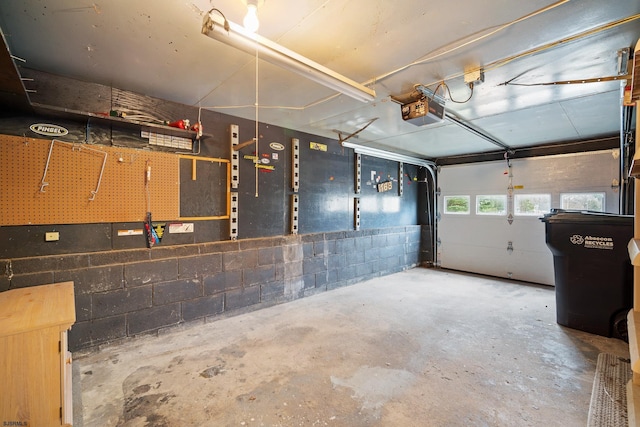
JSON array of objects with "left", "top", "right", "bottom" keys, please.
[{"left": 45, "top": 232, "right": 60, "bottom": 242}]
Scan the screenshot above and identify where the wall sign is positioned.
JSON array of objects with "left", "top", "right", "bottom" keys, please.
[
  {"left": 377, "top": 181, "right": 393, "bottom": 192},
  {"left": 169, "top": 223, "right": 194, "bottom": 233},
  {"left": 270, "top": 142, "right": 285, "bottom": 151},
  {"left": 29, "top": 123, "right": 69, "bottom": 137},
  {"left": 117, "top": 229, "right": 143, "bottom": 236},
  {"left": 570, "top": 234, "right": 614, "bottom": 250},
  {"left": 310, "top": 142, "right": 327, "bottom": 152}
]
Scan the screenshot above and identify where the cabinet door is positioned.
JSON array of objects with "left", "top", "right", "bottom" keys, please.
[
  {"left": 61, "top": 330, "right": 73, "bottom": 426},
  {"left": 0, "top": 327, "right": 62, "bottom": 425}
]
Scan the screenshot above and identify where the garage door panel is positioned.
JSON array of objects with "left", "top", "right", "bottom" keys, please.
[
  {"left": 509, "top": 250, "right": 555, "bottom": 285},
  {"left": 440, "top": 217, "right": 548, "bottom": 251},
  {"left": 440, "top": 216, "right": 509, "bottom": 244},
  {"left": 438, "top": 150, "right": 619, "bottom": 285},
  {"left": 439, "top": 241, "right": 555, "bottom": 285},
  {"left": 507, "top": 220, "right": 549, "bottom": 252},
  {"left": 439, "top": 243, "right": 509, "bottom": 278}
]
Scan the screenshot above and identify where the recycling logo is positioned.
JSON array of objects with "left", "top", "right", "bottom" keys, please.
[
  {"left": 568, "top": 234, "right": 614, "bottom": 250},
  {"left": 570, "top": 234, "right": 584, "bottom": 245}
]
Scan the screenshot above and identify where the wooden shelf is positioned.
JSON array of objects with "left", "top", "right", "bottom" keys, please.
[{"left": 31, "top": 102, "right": 206, "bottom": 139}]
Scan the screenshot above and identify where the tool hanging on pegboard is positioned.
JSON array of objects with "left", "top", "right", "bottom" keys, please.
[
  {"left": 144, "top": 160, "right": 159, "bottom": 247},
  {"left": 144, "top": 212, "right": 164, "bottom": 248},
  {"left": 145, "top": 212, "right": 157, "bottom": 247}
]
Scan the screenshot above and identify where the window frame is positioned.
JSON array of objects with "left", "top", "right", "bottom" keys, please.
[
  {"left": 514, "top": 193, "right": 551, "bottom": 216},
  {"left": 475, "top": 194, "right": 507, "bottom": 216},
  {"left": 560, "top": 192, "right": 606, "bottom": 212},
  {"left": 443, "top": 195, "right": 471, "bottom": 215}
]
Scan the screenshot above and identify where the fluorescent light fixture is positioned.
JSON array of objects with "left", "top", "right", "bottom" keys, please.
[
  {"left": 341, "top": 140, "right": 435, "bottom": 168},
  {"left": 201, "top": 11, "right": 376, "bottom": 103}
]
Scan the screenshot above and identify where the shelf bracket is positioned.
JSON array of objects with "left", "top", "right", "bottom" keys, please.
[{"left": 292, "top": 138, "right": 300, "bottom": 192}]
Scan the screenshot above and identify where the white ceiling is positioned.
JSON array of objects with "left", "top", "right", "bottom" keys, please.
[{"left": 0, "top": 0, "right": 638, "bottom": 159}]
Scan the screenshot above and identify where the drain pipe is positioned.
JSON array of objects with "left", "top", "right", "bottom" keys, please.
[{"left": 340, "top": 141, "right": 438, "bottom": 266}]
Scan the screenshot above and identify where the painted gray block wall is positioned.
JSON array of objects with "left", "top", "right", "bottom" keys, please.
[
  {"left": 0, "top": 72, "right": 432, "bottom": 352},
  {"left": 1, "top": 226, "right": 423, "bottom": 351}
]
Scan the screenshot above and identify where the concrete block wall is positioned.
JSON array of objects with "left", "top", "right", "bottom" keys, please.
[{"left": 1, "top": 226, "right": 423, "bottom": 351}]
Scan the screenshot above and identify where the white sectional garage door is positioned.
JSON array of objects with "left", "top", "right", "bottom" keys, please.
[{"left": 437, "top": 149, "right": 621, "bottom": 286}]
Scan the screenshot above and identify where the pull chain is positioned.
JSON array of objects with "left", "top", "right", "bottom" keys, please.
[{"left": 254, "top": 47, "right": 259, "bottom": 198}]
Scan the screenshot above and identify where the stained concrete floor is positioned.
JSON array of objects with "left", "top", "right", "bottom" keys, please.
[{"left": 73, "top": 267, "right": 630, "bottom": 427}]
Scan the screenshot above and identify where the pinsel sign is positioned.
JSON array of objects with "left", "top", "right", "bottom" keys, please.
[{"left": 30, "top": 123, "right": 69, "bottom": 137}]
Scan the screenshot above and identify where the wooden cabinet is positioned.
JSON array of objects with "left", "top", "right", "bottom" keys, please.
[{"left": 0, "top": 282, "right": 76, "bottom": 426}]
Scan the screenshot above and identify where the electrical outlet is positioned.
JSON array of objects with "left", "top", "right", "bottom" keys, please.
[
  {"left": 464, "top": 65, "right": 484, "bottom": 84},
  {"left": 45, "top": 232, "right": 60, "bottom": 242}
]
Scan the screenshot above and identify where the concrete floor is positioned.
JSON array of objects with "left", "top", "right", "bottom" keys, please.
[{"left": 73, "top": 268, "right": 629, "bottom": 427}]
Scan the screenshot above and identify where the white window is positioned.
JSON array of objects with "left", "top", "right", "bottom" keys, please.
[
  {"left": 476, "top": 195, "right": 506, "bottom": 215},
  {"left": 560, "top": 192, "right": 605, "bottom": 212},
  {"left": 444, "top": 195, "right": 470, "bottom": 214},
  {"left": 514, "top": 194, "right": 551, "bottom": 216}
]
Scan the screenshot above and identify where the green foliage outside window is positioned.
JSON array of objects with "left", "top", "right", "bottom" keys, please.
[
  {"left": 477, "top": 195, "right": 506, "bottom": 215},
  {"left": 515, "top": 194, "right": 551, "bottom": 216},
  {"left": 561, "top": 193, "right": 605, "bottom": 212},
  {"left": 518, "top": 199, "right": 535, "bottom": 212},
  {"left": 444, "top": 196, "right": 469, "bottom": 214}
]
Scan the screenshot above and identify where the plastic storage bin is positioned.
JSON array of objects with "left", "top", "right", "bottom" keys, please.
[{"left": 541, "top": 210, "right": 633, "bottom": 339}]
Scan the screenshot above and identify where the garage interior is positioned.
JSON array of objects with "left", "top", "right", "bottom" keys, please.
[{"left": 0, "top": 0, "right": 639, "bottom": 426}]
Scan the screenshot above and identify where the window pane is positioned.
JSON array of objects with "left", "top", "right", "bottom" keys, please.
[
  {"left": 560, "top": 193, "right": 605, "bottom": 212},
  {"left": 514, "top": 194, "right": 551, "bottom": 216},
  {"left": 476, "top": 195, "right": 506, "bottom": 215},
  {"left": 444, "top": 196, "right": 470, "bottom": 214}
]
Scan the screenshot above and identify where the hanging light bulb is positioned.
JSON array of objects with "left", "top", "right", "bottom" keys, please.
[{"left": 243, "top": 1, "right": 259, "bottom": 33}]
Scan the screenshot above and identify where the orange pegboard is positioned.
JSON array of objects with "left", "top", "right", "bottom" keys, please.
[{"left": 0, "top": 135, "right": 180, "bottom": 225}]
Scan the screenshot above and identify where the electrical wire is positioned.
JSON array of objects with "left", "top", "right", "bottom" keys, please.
[
  {"left": 404, "top": 12, "right": 640, "bottom": 107},
  {"left": 206, "top": 8, "right": 230, "bottom": 32},
  {"left": 364, "top": 0, "right": 571, "bottom": 86},
  {"left": 499, "top": 74, "right": 631, "bottom": 87},
  {"left": 430, "top": 81, "right": 474, "bottom": 104},
  {"left": 199, "top": 3, "right": 639, "bottom": 113},
  {"left": 201, "top": 0, "right": 569, "bottom": 111},
  {"left": 201, "top": 104, "right": 306, "bottom": 110},
  {"left": 109, "top": 108, "right": 166, "bottom": 125},
  {"left": 483, "top": 13, "right": 640, "bottom": 80}
]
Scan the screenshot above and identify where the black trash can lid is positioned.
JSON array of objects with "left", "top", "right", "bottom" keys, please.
[{"left": 540, "top": 209, "right": 633, "bottom": 224}]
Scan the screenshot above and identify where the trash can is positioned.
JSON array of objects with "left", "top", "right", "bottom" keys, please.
[{"left": 541, "top": 210, "right": 633, "bottom": 339}]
